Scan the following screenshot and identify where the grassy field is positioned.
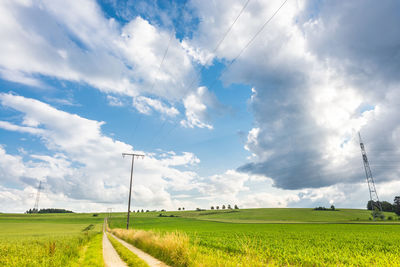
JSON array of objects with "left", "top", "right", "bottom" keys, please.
[
  {"left": 108, "top": 208, "right": 400, "bottom": 266},
  {"left": 149, "top": 208, "right": 399, "bottom": 223},
  {"left": 0, "top": 213, "right": 105, "bottom": 266},
  {"left": 1, "top": 209, "right": 399, "bottom": 266}
]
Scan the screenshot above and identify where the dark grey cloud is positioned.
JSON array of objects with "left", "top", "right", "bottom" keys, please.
[
  {"left": 302, "top": 0, "right": 400, "bottom": 86},
  {"left": 225, "top": 0, "right": 400, "bottom": 190}
]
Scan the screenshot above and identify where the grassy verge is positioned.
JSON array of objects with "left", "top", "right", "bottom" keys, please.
[
  {"left": 107, "top": 233, "right": 149, "bottom": 267},
  {"left": 73, "top": 233, "right": 104, "bottom": 267}
]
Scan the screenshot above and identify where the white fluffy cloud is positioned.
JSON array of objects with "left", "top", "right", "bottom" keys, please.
[
  {"left": 133, "top": 96, "right": 179, "bottom": 117},
  {"left": 0, "top": 0, "right": 212, "bottom": 127},
  {"left": 0, "top": 93, "right": 202, "bottom": 211},
  {"left": 180, "top": 86, "right": 215, "bottom": 129}
]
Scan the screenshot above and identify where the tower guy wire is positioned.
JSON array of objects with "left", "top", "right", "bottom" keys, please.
[
  {"left": 122, "top": 152, "right": 144, "bottom": 229},
  {"left": 358, "top": 132, "right": 382, "bottom": 219}
]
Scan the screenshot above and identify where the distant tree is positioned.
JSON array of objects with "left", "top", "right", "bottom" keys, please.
[
  {"left": 137, "top": 210, "right": 140, "bottom": 213},
  {"left": 381, "top": 201, "right": 394, "bottom": 212},
  {"left": 178, "top": 208, "right": 181, "bottom": 211},
  {"left": 146, "top": 210, "right": 150, "bottom": 212},
  {"left": 367, "top": 200, "right": 373, "bottom": 210},
  {"left": 161, "top": 209, "right": 166, "bottom": 212},
  {"left": 141, "top": 209, "right": 144, "bottom": 213},
  {"left": 227, "top": 204, "right": 232, "bottom": 209},
  {"left": 216, "top": 206, "right": 220, "bottom": 210},
  {"left": 368, "top": 200, "right": 394, "bottom": 212},
  {"left": 394, "top": 196, "right": 400, "bottom": 216},
  {"left": 234, "top": 205, "right": 239, "bottom": 209},
  {"left": 33, "top": 208, "right": 73, "bottom": 214},
  {"left": 211, "top": 206, "right": 214, "bottom": 210},
  {"left": 222, "top": 205, "right": 226, "bottom": 209},
  {"left": 182, "top": 207, "right": 185, "bottom": 210},
  {"left": 330, "top": 205, "right": 335, "bottom": 211}
]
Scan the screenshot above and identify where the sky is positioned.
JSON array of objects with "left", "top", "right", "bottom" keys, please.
[{"left": 0, "top": 0, "right": 399, "bottom": 213}]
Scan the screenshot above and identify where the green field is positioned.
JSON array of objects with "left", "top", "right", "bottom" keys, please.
[
  {"left": 108, "top": 208, "right": 400, "bottom": 266},
  {"left": 1, "top": 209, "right": 399, "bottom": 266},
  {"left": 0, "top": 213, "right": 105, "bottom": 266}
]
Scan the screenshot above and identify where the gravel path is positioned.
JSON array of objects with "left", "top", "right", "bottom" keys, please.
[
  {"left": 110, "top": 233, "right": 170, "bottom": 267},
  {"left": 103, "top": 221, "right": 127, "bottom": 267}
]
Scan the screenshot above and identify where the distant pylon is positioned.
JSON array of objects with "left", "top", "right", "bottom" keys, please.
[
  {"left": 33, "top": 181, "right": 42, "bottom": 213},
  {"left": 358, "top": 132, "right": 382, "bottom": 214}
]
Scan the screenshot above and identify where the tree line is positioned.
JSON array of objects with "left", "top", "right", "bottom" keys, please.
[
  {"left": 26, "top": 208, "right": 73, "bottom": 214},
  {"left": 367, "top": 196, "right": 400, "bottom": 215}
]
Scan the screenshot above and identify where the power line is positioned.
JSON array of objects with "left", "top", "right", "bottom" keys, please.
[
  {"left": 149, "top": 0, "right": 254, "bottom": 147},
  {"left": 131, "top": 2, "right": 188, "bottom": 143},
  {"left": 208, "top": 0, "right": 289, "bottom": 90},
  {"left": 185, "top": 0, "right": 252, "bottom": 91}
]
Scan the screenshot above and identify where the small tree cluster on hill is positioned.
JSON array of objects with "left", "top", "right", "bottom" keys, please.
[
  {"left": 211, "top": 205, "right": 238, "bottom": 210},
  {"left": 314, "top": 206, "right": 336, "bottom": 211},
  {"left": 26, "top": 208, "right": 73, "bottom": 214}
]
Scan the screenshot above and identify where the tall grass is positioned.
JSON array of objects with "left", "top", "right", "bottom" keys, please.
[
  {"left": 111, "top": 228, "right": 191, "bottom": 266},
  {"left": 110, "top": 228, "right": 274, "bottom": 266},
  {"left": 0, "top": 234, "right": 89, "bottom": 266}
]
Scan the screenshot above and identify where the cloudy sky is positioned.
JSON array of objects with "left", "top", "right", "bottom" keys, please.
[{"left": 1, "top": 0, "right": 399, "bottom": 213}]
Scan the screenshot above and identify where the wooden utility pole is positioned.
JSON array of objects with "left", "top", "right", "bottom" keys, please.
[{"left": 122, "top": 153, "right": 144, "bottom": 229}]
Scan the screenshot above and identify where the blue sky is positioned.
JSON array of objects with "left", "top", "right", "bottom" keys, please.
[{"left": 0, "top": 0, "right": 399, "bottom": 212}]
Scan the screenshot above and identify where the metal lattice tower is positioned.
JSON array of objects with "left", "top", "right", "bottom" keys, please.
[
  {"left": 358, "top": 132, "right": 382, "bottom": 212},
  {"left": 33, "top": 181, "right": 42, "bottom": 213}
]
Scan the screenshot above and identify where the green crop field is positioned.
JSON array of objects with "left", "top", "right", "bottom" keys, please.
[
  {"left": 0, "top": 213, "right": 105, "bottom": 266},
  {"left": 108, "top": 208, "right": 400, "bottom": 266},
  {"left": 1, "top": 209, "right": 399, "bottom": 266}
]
